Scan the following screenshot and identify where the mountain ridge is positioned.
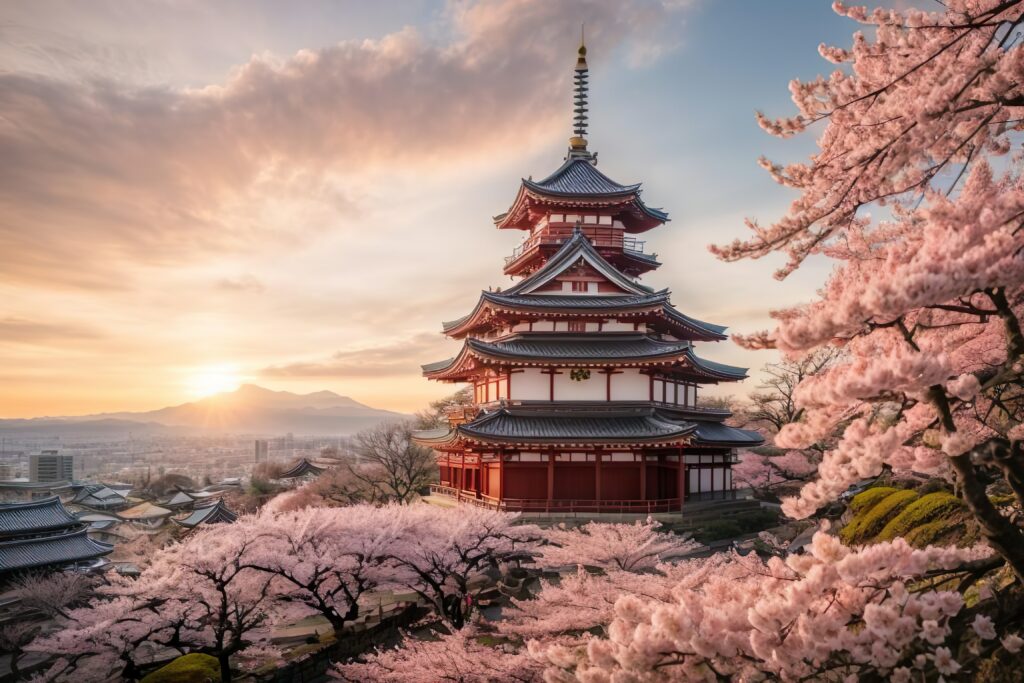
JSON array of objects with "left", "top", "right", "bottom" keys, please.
[{"left": 0, "top": 384, "right": 406, "bottom": 436}]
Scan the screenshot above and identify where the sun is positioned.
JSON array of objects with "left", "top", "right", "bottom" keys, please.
[{"left": 186, "top": 365, "right": 241, "bottom": 398}]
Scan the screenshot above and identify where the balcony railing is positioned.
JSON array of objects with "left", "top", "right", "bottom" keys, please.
[
  {"left": 505, "top": 226, "right": 648, "bottom": 266},
  {"left": 428, "top": 485, "right": 683, "bottom": 514}
]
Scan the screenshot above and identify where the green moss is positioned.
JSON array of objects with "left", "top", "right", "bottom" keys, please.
[
  {"left": 989, "top": 494, "right": 1016, "bottom": 507},
  {"left": 877, "top": 492, "right": 964, "bottom": 542},
  {"left": 841, "top": 489, "right": 918, "bottom": 545},
  {"left": 141, "top": 654, "right": 220, "bottom": 683},
  {"left": 903, "top": 519, "right": 961, "bottom": 548},
  {"left": 848, "top": 487, "right": 899, "bottom": 515}
]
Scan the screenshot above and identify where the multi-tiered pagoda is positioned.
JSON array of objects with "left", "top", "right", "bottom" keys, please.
[{"left": 414, "top": 41, "right": 762, "bottom": 514}]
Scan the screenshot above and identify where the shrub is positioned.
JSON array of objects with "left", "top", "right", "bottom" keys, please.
[
  {"left": 841, "top": 489, "right": 918, "bottom": 545},
  {"left": 848, "top": 486, "right": 898, "bottom": 515},
  {"left": 877, "top": 492, "right": 963, "bottom": 542},
  {"left": 140, "top": 654, "right": 221, "bottom": 683}
]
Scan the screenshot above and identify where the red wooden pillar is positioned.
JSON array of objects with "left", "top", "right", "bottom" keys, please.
[
  {"left": 547, "top": 451, "right": 555, "bottom": 511},
  {"left": 639, "top": 452, "right": 647, "bottom": 501},
  {"left": 678, "top": 447, "right": 686, "bottom": 512},
  {"left": 458, "top": 452, "right": 465, "bottom": 501},
  {"left": 498, "top": 453, "right": 505, "bottom": 504},
  {"left": 595, "top": 451, "right": 602, "bottom": 505}
]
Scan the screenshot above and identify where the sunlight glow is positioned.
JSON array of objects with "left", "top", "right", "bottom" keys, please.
[{"left": 185, "top": 365, "right": 241, "bottom": 398}]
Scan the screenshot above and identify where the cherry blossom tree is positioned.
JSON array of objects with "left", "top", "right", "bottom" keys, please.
[
  {"left": 535, "top": 518, "right": 700, "bottom": 572},
  {"left": 333, "top": 625, "right": 543, "bottom": 682},
  {"left": 384, "top": 504, "right": 541, "bottom": 629},
  {"left": 732, "top": 448, "right": 819, "bottom": 498},
  {"left": 242, "top": 505, "right": 397, "bottom": 632},
  {"left": 536, "top": 530, "right": 1014, "bottom": 681},
  {"left": 707, "top": 0, "right": 1024, "bottom": 581},
  {"left": 30, "top": 527, "right": 282, "bottom": 682}
]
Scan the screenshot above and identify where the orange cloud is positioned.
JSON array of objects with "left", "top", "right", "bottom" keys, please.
[{"left": 0, "top": 0, "right": 690, "bottom": 289}]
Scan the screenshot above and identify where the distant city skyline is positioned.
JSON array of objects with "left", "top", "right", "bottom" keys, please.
[{"left": 1, "top": 1, "right": 863, "bottom": 417}]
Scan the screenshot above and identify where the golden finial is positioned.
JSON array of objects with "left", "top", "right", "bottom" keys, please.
[{"left": 576, "top": 23, "right": 587, "bottom": 68}]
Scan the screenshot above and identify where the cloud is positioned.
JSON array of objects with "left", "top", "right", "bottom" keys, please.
[
  {"left": 0, "top": 317, "right": 103, "bottom": 345},
  {"left": 0, "top": 0, "right": 692, "bottom": 288},
  {"left": 216, "top": 275, "right": 265, "bottom": 293},
  {"left": 260, "top": 332, "right": 451, "bottom": 379}
]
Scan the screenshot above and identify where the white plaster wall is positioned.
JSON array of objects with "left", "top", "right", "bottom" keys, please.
[
  {"left": 603, "top": 320, "right": 634, "bottom": 332},
  {"left": 610, "top": 369, "right": 648, "bottom": 400},
  {"left": 511, "top": 368, "right": 548, "bottom": 400},
  {"left": 553, "top": 372, "right": 604, "bottom": 400}
]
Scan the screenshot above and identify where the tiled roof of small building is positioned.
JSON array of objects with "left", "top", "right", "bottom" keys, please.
[
  {"left": 279, "top": 459, "right": 325, "bottom": 479},
  {"left": 175, "top": 500, "right": 238, "bottom": 529},
  {"left": 118, "top": 502, "right": 173, "bottom": 520},
  {"left": 0, "top": 496, "right": 79, "bottom": 538},
  {"left": 0, "top": 529, "right": 113, "bottom": 573},
  {"left": 691, "top": 422, "right": 765, "bottom": 447}
]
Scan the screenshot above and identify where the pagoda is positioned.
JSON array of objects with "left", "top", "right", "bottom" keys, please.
[{"left": 413, "top": 40, "right": 763, "bottom": 514}]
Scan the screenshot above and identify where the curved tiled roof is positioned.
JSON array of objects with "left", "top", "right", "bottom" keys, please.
[
  {"left": 413, "top": 407, "right": 763, "bottom": 448},
  {"left": 0, "top": 496, "right": 79, "bottom": 538},
  {"left": 504, "top": 232, "right": 653, "bottom": 296},
  {"left": 0, "top": 529, "right": 112, "bottom": 573},
  {"left": 440, "top": 289, "right": 728, "bottom": 342},
  {"left": 280, "top": 459, "right": 325, "bottom": 478},
  {"left": 467, "top": 335, "right": 692, "bottom": 362},
  {"left": 423, "top": 335, "right": 748, "bottom": 381},
  {"left": 175, "top": 500, "right": 238, "bottom": 529},
  {"left": 415, "top": 407, "right": 696, "bottom": 446},
  {"left": 523, "top": 158, "right": 640, "bottom": 196},
  {"left": 691, "top": 422, "right": 764, "bottom": 447}
]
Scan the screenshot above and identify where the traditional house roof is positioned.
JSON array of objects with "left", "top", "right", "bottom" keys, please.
[
  {"left": 74, "top": 509, "right": 120, "bottom": 528},
  {"left": 118, "top": 502, "right": 173, "bottom": 521},
  {"left": 423, "top": 335, "right": 747, "bottom": 382},
  {"left": 440, "top": 290, "right": 728, "bottom": 342},
  {"left": 0, "top": 497, "right": 79, "bottom": 540},
  {"left": 690, "top": 422, "right": 765, "bottom": 447},
  {"left": 496, "top": 159, "right": 668, "bottom": 232},
  {"left": 279, "top": 459, "right": 325, "bottom": 479},
  {"left": 0, "top": 529, "right": 112, "bottom": 574},
  {"left": 71, "top": 484, "right": 128, "bottom": 509},
  {"left": 163, "top": 490, "right": 197, "bottom": 507},
  {"left": 174, "top": 500, "right": 238, "bottom": 529}
]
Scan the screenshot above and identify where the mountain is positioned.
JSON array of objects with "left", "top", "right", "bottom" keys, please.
[{"left": 0, "top": 384, "right": 407, "bottom": 437}]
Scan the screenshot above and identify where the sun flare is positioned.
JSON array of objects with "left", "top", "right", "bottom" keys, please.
[{"left": 186, "top": 365, "right": 241, "bottom": 398}]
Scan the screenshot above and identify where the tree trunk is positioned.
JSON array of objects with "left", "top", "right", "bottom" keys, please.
[
  {"left": 950, "top": 452, "right": 1024, "bottom": 583},
  {"left": 219, "top": 653, "right": 232, "bottom": 683}
]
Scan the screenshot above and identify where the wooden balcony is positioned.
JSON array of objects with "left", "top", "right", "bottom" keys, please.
[
  {"left": 504, "top": 225, "right": 650, "bottom": 273},
  {"left": 428, "top": 484, "right": 683, "bottom": 514}
]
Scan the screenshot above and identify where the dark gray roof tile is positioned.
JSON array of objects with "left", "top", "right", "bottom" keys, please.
[
  {"left": 0, "top": 497, "right": 79, "bottom": 538},
  {"left": 0, "top": 529, "right": 113, "bottom": 573}
]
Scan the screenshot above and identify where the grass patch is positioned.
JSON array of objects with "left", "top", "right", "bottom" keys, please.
[
  {"left": 877, "top": 492, "right": 963, "bottom": 542},
  {"left": 841, "top": 489, "right": 918, "bottom": 545},
  {"left": 141, "top": 654, "right": 220, "bottom": 683}
]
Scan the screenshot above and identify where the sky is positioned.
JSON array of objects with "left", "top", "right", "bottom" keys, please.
[{"left": 0, "top": 0, "right": 871, "bottom": 417}]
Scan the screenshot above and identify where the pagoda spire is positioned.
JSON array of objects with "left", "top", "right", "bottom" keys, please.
[{"left": 567, "top": 25, "right": 593, "bottom": 160}]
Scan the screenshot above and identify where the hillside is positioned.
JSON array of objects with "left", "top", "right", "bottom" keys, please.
[{"left": 0, "top": 385, "right": 406, "bottom": 437}]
